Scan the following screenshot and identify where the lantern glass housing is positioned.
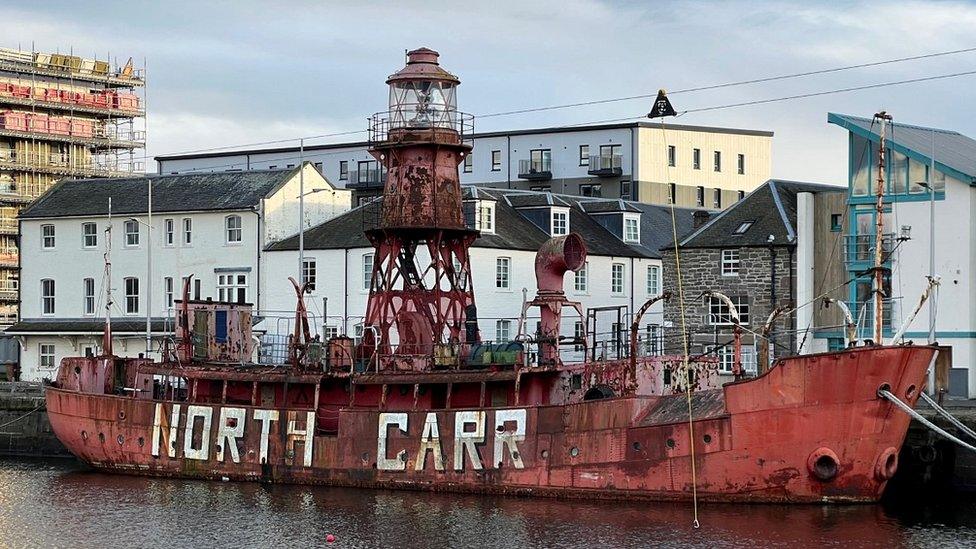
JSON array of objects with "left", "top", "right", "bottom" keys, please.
[{"left": 389, "top": 79, "right": 457, "bottom": 130}]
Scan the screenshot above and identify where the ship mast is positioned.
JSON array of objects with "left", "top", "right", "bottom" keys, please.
[{"left": 873, "top": 111, "right": 892, "bottom": 344}]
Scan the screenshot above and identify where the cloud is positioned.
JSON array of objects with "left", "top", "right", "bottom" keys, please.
[{"left": 2, "top": 0, "right": 974, "bottom": 183}]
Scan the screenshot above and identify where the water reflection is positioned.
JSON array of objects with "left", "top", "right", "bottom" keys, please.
[{"left": 0, "top": 458, "right": 972, "bottom": 549}]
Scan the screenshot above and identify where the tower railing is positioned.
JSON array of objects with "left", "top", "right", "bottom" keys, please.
[{"left": 368, "top": 110, "right": 474, "bottom": 147}]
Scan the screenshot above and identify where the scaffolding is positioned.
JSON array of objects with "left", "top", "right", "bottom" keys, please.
[{"left": 0, "top": 46, "right": 146, "bottom": 325}]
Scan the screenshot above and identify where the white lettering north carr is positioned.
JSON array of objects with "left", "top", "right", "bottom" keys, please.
[
  {"left": 150, "top": 403, "right": 314, "bottom": 467},
  {"left": 377, "top": 409, "right": 527, "bottom": 472}
]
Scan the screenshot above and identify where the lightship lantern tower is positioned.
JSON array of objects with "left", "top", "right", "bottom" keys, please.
[{"left": 360, "top": 48, "right": 478, "bottom": 368}]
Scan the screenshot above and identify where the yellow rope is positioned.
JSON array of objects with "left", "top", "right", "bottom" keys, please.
[{"left": 660, "top": 118, "right": 700, "bottom": 529}]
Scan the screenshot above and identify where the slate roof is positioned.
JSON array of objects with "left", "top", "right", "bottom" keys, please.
[
  {"left": 268, "top": 187, "right": 701, "bottom": 259},
  {"left": 676, "top": 179, "right": 844, "bottom": 249},
  {"left": 829, "top": 113, "right": 976, "bottom": 181},
  {"left": 6, "top": 318, "right": 172, "bottom": 334},
  {"left": 20, "top": 167, "right": 302, "bottom": 219},
  {"left": 577, "top": 199, "right": 642, "bottom": 214}
]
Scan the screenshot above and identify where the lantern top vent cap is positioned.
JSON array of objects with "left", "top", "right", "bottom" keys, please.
[{"left": 387, "top": 47, "right": 460, "bottom": 85}]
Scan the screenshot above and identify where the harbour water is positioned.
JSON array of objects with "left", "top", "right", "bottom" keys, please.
[{"left": 1, "top": 458, "right": 973, "bottom": 548}]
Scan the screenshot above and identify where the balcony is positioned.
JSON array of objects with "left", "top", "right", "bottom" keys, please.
[
  {"left": 347, "top": 169, "right": 387, "bottom": 190},
  {"left": 518, "top": 158, "right": 552, "bottom": 181},
  {"left": 587, "top": 154, "right": 623, "bottom": 177},
  {"left": 844, "top": 233, "right": 896, "bottom": 266}
]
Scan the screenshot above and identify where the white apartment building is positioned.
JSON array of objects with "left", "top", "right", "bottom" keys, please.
[
  {"left": 10, "top": 164, "right": 351, "bottom": 380},
  {"left": 261, "top": 187, "right": 700, "bottom": 364},
  {"left": 155, "top": 121, "right": 773, "bottom": 209},
  {"left": 814, "top": 113, "right": 976, "bottom": 398}
]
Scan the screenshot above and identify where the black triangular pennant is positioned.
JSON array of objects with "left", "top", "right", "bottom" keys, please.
[{"left": 647, "top": 89, "right": 677, "bottom": 119}]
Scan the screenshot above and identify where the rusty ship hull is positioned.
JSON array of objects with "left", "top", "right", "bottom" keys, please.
[{"left": 45, "top": 345, "right": 934, "bottom": 503}]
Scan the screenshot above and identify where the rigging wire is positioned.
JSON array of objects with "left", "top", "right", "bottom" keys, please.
[
  {"left": 474, "top": 46, "right": 976, "bottom": 119},
  {"left": 658, "top": 118, "right": 700, "bottom": 529},
  {"left": 138, "top": 48, "right": 976, "bottom": 169}
]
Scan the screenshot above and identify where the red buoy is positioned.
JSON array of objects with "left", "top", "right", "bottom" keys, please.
[{"left": 326, "top": 534, "right": 336, "bottom": 544}]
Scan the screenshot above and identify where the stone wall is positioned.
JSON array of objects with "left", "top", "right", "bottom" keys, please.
[
  {"left": 662, "top": 245, "right": 796, "bottom": 361},
  {"left": 0, "top": 382, "right": 69, "bottom": 457}
]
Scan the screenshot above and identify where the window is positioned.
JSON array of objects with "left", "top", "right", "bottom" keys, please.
[
  {"left": 287, "top": 164, "right": 295, "bottom": 169},
  {"left": 623, "top": 215, "right": 640, "bottom": 243},
  {"left": 463, "top": 153, "right": 472, "bottom": 173},
  {"left": 620, "top": 180, "right": 631, "bottom": 199},
  {"left": 193, "top": 278, "right": 201, "bottom": 300},
  {"left": 696, "top": 186, "right": 705, "bottom": 207},
  {"left": 362, "top": 253, "right": 374, "bottom": 290},
  {"left": 579, "top": 145, "right": 589, "bottom": 166},
  {"left": 164, "top": 277, "right": 174, "bottom": 310},
  {"left": 733, "top": 221, "right": 754, "bottom": 235},
  {"left": 476, "top": 202, "right": 494, "bottom": 233},
  {"left": 269, "top": 165, "right": 277, "bottom": 170},
  {"left": 83, "top": 278, "right": 95, "bottom": 315},
  {"left": 713, "top": 151, "right": 722, "bottom": 172},
  {"left": 708, "top": 295, "right": 749, "bottom": 325},
  {"left": 611, "top": 263, "right": 625, "bottom": 294},
  {"left": 182, "top": 218, "right": 192, "bottom": 245},
  {"left": 692, "top": 148, "right": 701, "bottom": 170},
  {"left": 357, "top": 161, "right": 380, "bottom": 184},
  {"left": 82, "top": 222, "right": 97, "bottom": 248},
  {"left": 831, "top": 214, "right": 843, "bottom": 232},
  {"left": 738, "top": 190, "right": 745, "bottom": 201},
  {"left": 580, "top": 184, "right": 602, "bottom": 197},
  {"left": 225, "top": 215, "right": 242, "bottom": 244},
  {"left": 721, "top": 249, "right": 740, "bottom": 275},
  {"left": 325, "top": 326, "right": 339, "bottom": 340},
  {"left": 217, "top": 273, "right": 247, "bottom": 304},
  {"left": 339, "top": 161, "right": 348, "bottom": 180},
  {"left": 302, "top": 258, "right": 317, "bottom": 291},
  {"left": 737, "top": 154, "right": 745, "bottom": 175},
  {"left": 713, "top": 189, "right": 722, "bottom": 209},
  {"left": 529, "top": 149, "right": 551, "bottom": 173},
  {"left": 574, "top": 262, "right": 588, "bottom": 292},
  {"left": 42, "top": 224, "right": 55, "bottom": 249},
  {"left": 496, "top": 320, "right": 511, "bottom": 342},
  {"left": 164, "top": 219, "right": 175, "bottom": 246},
  {"left": 646, "top": 324, "right": 662, "bottom": 356},
  {"left": 39, "top": 344, "right": 56, "bottom": 369},
  {"left": 496, "top": 257, "right": 511, "bottom": 289},
  {"left": 491, "top": 150, "right": 502, "bottom": 171},
  {"left": 314, "top": 162, "right": 323, "bottom": 173},
  {"left": 124, "top": 277, "right": 139, "bottom": 314},
  {"left": 124, "top": 220, "right": 140, "bottom": 247},
  {"left": 668, "top": 183, "right": 676, "bottom": 205},
  {"left": 572, "top": 321, "right": 586, "bottom": 352},
  {"left": 41, "top": 279, "right": 55, "bottom": 315},
  {"left": 647, "top": 265, "right": 660, "bottom": 295},
  {"left": 551, "top": 210, "right": 568, "bottom": 236},
  {"left": 667, "top": 145, "right": 676, "bottom": 167}
]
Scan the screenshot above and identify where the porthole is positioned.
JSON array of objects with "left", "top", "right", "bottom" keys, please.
[
  {"left": 118, "top": 410, "right": 126, "bottom": 420},
  {"left": 905, "top": 384, "right": 917, "bottom": 399},
  {"left": 541, "top": 449, "right": 549, "bottom": 459},
  {"left": 137, "top": 437, "right": 145, "bottom": 448},
  {"left": 632, "top": 441, "right": 642, "bottom": 451},
  {"left": 703, "top": 434, "right": 712, "bottom": 444},
  {"left": 98, "top": 432, "right": 105, "bottom": 443},
  {"left": 80, "top": 430, "right": 88, "bottom": 440},
  {"left": 116, "top": 434, "right": 124, "bottom": 445},
  {"left": 666, "top": 438, "right": 675, "bottom": 449},
  {"left": 569, "top": 446, "right": 580, "bottom": 457}
]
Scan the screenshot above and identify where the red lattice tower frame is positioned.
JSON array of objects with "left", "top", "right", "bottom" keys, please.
[{"left": 360, "top": 48, "right": 479, "bottom": 365}]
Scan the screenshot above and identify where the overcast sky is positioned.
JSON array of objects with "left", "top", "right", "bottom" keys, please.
[{"left": 5, "top": 0, "right": 975, "bottom": 183}]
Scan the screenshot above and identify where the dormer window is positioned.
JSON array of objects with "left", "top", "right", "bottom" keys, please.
[
  {"left": 476, "top": 201, "right": 495, "bottom": 234},
  {"left": 551, "top": 208, "right": 569, "bottom": 236},
  {"left": 733, "top": 221, "right": 754, "bottom": 235},
  {"left": 623, "top": 214, "right": 640, "bottom": 243}
]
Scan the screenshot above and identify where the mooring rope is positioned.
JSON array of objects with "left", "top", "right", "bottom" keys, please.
[
  {"left": 0, "top": 403, "right": 43, "bottom": 431},
  {"left": 660, "top": 119, "right": 700, "bottom": 529},
  {"left": 919, "top": 392, "right": 976, "bottom": 442},
  {"left": 879, "top": 389, "right": 976, "bottom": 452}
]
